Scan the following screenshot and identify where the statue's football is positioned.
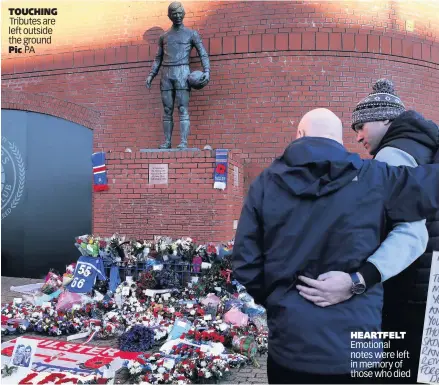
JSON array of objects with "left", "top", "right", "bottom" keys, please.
[{"left": 187, "top": 71, "right": 207, "bottom": 90}]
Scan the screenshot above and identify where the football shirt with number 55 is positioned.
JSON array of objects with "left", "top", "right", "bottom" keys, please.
[{"left": 67, "top": 256, "right": 106, "bottom": 293}]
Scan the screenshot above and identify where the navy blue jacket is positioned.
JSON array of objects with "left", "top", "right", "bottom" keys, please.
[{"left": 232, "top": 137, "right": 439, "bottom": 374}]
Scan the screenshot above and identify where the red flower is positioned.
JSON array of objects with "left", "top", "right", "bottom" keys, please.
[
  {"left": 77, "top": 239, "right": 83, "bottom": 244},
  {"left": 96, "top": 379, "right": 107, "bottom": 384},
  {"left": 83, "top": 356, "right": 114, "bottom": 369},
  {"left": 215, "top": 164, "right": 226, "bottom": 174}
]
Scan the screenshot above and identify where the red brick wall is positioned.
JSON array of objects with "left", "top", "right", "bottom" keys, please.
[
  {"left": 93, "top": 150, "right": 243, "bottom": 243},
  {"left": 2, "top": 1, "right": 439, "bottom": 240},
  {"left": 3, "top": 55, "right": 438, "bottom": 182}
]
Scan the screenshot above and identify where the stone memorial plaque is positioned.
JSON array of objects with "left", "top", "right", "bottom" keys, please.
[
  {"left": 149, "top": 164, "right": 168, "bottom": 185},
  {"left": 234, "top": 166, "right": 239, "bottom": 187}
]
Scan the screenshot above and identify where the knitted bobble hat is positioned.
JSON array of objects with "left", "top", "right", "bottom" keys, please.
[{"left": 352, "top": 79, "right": 406, "bottom": 130}]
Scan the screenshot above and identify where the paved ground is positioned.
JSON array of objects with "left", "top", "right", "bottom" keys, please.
[{"left": 1, "top": 276, "right": 268, "bottom": 384}]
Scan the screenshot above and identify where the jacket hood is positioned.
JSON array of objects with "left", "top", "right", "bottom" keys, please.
[
  {"left": 269, "top": 137, "right": 363, "bottom": 197},
  {"left": 372, "top": 110, "right": 439, "bottom": 157}
]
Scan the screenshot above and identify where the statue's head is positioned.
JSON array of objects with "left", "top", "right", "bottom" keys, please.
[{"left": 168, "top": 2, "right": 185, "bottom": 25}]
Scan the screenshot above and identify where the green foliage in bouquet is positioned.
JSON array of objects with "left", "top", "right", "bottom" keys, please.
[{"left": 75, "top": 235, "right": 106, "bottom": 258}]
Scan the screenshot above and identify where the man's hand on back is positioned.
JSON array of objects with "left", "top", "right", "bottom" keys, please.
[{"left": 296, "top": 271, "right": 353, "bottom": 307}]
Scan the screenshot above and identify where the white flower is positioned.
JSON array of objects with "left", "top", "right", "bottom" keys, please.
[
  {"left": 205, "top": 371, "right": 212, "bottom": 378},
  {"left": 200, "top": 361, "right": 207, "bottom": 367},
  {"left": 130, "top": 366, "right": 142, "bottom": 375}
]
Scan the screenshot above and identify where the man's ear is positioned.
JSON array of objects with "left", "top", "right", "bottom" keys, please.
[
  {"left": 383, "top": 119, "right": 391, "bottom": 127},
  {"left": 296, "top": 129, "right": 305, "bottom": 139}
]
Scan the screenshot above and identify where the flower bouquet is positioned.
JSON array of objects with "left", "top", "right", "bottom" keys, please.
[
  {"left": 41, "top": 270, "right": 63, "bottom": 295},
  {"left": 62, "top": 263, "right": 76, "bottom": 286},
  {"left": 131, "top": 240, "right": 152, "bottom": 262},
  {"left": 75, "top": 234, "right": 106, "bottom": 258}
]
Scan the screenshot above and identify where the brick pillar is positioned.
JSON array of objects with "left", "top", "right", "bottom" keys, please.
[{"left": 92, "top": 150, "right": 244, "bottom": 243}]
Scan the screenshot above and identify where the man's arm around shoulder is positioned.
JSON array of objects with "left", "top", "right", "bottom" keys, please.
[{"left": 297, "top": 147, "right": 428, "bottom": 307}]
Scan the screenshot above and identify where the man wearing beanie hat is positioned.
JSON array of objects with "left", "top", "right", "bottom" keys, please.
[{"left": 298, "top": 79, "right": 439, "bottom": 383}]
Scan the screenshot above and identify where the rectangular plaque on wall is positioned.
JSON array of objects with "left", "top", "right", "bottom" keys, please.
[
  {"left": 149, "top": 164, "right": 168, "bottom": 185},
  {"left": 234, "top": 166, "right": 239, "bottom": 187}
]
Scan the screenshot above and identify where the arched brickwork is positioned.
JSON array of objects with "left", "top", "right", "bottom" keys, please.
[{"left": 1, "top": 90, "right": 100, "bottom": 130}]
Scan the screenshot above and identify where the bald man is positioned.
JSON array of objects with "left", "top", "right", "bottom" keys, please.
[{"left": 232, "top": 108, "right": 439, "bottom": 384}]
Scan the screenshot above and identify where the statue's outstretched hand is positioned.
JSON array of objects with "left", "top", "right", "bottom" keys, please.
[
  {"left": 199, "top": 72, "right": 210, "bottom": 87},
  {"left": 146, "top": 75, "right": 153, "bottom": 89}
]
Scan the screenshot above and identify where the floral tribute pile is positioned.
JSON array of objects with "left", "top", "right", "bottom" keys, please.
[{"left": 1, "top": 234, "right": 268, "bottom": 384}]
